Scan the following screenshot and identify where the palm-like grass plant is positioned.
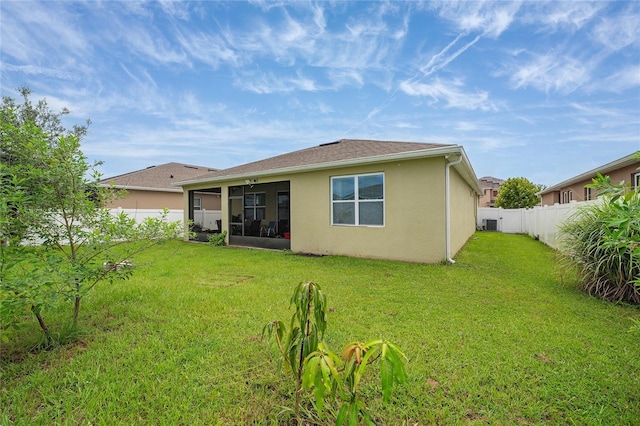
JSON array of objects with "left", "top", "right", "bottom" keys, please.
[{"left": 559, "top": 171, "right": 640, "bottom": 303}]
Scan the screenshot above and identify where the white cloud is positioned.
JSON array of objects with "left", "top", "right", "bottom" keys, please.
[
  {"left": 522, "top": 2, "right": 604, "bottom": 32},
  {"left": 395, "top": 122, "right": 420, "bottom": 129},
  {"left": 399, "top": 78, "right": 496, "bottom": 111},
  {"left": 506, "top": 52, "right": 590, "bottom": 94},
  {"left": 472, "top": 136, "right": 526, "bottom": 152},
  {"left": 158, "top": 0, "right": 191, "bottom": 21},
  {"left": 312, "top": 4, "right": 326, "bottom": 31},
  {"left": 0, "top": 1, "right": 91, "bottom": 63},
  {"left": 600, "top": 66, "right": 640, "bottom": 93},
  {"left": 120, "top": 25, "right": 187, "bottom": 65},
  {"left": 233, "top": 71, "right": 320, "bottom": 94},
  {"left": 175, "top": 30, "right": 240, "bottom": 69},
  {"left": 591, "top": 11, "right": 640, "bottom": 51},
  {"left": 0, "top": 63, "right": 79, "bottom": 81},
  {"left": 570, "top": 102, "right": 632, "bottom": 121},
  {"left": 327, "top": 69, "right": 364, "bottom": 88},
  {"left": 430, "top": 0, "right": 520, "bottom": 38}
]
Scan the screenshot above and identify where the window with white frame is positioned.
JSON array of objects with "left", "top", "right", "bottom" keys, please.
[
  {"left": 244, "top": 192, "right": 266, "bottom": 221},
  {"left": 585, "top": 187, "right": 592, "bottom": 201},
  {"left": 331, "top": 173, "right": 384, "bottom": 226},
  {"left": 193, "top": 197, "right": 202, "bottom": 210}
]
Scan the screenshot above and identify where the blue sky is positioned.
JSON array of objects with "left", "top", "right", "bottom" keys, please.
[{"left": 1, "top": 1, "right": 639, "bottom": 186}]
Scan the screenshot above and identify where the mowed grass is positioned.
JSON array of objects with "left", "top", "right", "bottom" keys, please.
[{"left": 1, "top": 233, "right": 639, "bottom": 425}]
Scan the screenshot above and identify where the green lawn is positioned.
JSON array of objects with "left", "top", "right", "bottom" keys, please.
[{"left": 2, "top": 233, "right": 639, "bottom": 425}]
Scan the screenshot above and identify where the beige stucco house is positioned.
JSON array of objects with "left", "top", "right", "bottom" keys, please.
[
  {"left": 100, "top": 162, "right": 221, "bottom": 211},
  {"left": 538, "top": 152, "right": 640, "bottom": 206},
  {"left": 178, "top": 139, "right": 482, "bottom": 263}
]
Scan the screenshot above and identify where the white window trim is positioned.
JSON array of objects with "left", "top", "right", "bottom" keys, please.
[
  {"left": 331, "top": 172, "right": 385, "bottom": 227},
  {"left": 244, "top": 192, "right": 266, "bottom": 220},
  {"left": 193, "top": 197, "right": 202, "bottom": 210}
]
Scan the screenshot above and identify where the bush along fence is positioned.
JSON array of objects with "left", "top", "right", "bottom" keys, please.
[
  {"left": 108, "top": 208, "right": 222, "bottom": 232},
  {"left": 477, "top": 200, "right": 600, "bottom": 249}
]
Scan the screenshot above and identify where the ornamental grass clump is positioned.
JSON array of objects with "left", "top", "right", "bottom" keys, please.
[{"left": 558, "top": 170, "right": 640, "bottom": 303}]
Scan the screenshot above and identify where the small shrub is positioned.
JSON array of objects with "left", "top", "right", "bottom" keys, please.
[
  {"left": 558, "top": 172, "right": 640, "bottom": 303},
  {"left": 263, "top": 281, "right": 407, "bottom": 425},
  {"left": 208, "top": 231, "right": 227, "bottom": 247}
]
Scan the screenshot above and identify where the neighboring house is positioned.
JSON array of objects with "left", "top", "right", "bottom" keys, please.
[
  {"left": 538, "top": 152, "right": 640, "bottom": 206},
  {"left": 100, "top": 163, "right": 222, "bottom": 228},
  {"left": 177, "top": 139, "right": 482, "bottom": 263},
  {"left": 477, "top": 176, "right": 504, "bottom": 207}
]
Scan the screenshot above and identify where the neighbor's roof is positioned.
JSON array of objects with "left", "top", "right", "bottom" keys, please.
[
  {"left": 478, "top": 176, "right": 504, "bottom": 189},
  {"left": 100, "top": 162, "right": 218, "bottom": 193},
  {"left": 177, "top": 139, "right": 482, "bottom": 194},
  {"left": 539, "top": 151, "right": 640, "bottom": 194}
]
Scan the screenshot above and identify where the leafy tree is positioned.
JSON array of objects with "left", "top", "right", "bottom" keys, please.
[
  {"left": 1, "top": 86, "right": 90, "bottom": 242},
  {"left": 1, "top": 88, "right": 183, "bottom": 346},
  {"left": 495, "top": 177, "right": 543, "bottom": 209}
]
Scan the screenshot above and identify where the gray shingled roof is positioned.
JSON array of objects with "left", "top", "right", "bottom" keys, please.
[
  {"left": 182, "top": 139, "right": 453, "bottom": 184},
  {"left": 100, "top": 162, "right": 218, "bottom": 190}
]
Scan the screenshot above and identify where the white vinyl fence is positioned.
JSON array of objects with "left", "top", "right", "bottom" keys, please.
[
  {"left": 192, "top": 209, "right": 222, "bottom": 231},
  {"left": 477, "top": 200, "right": 599, "bottom": 249},
  {"left": 109, "top": 208, "right": 184, "bottom": 224},
  {"left": 109, "top": 208, "right": 222, "bottom": 232}
]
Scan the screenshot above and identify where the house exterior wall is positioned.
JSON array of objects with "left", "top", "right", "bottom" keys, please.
[
  {"left": 288, "top": 157, "right": 449, "bottom": 262},
  {"left": 540, "top": 162, "right": 639, "bottom": 206},
  {"left": 107, "top": 189, "right": 219, "bottom": 210},
  {"left": 450, "top": 167, "right": 478, "bottom": 255},
  {"left": 183, "top": 156, "right": 479, "bottom": 263}
]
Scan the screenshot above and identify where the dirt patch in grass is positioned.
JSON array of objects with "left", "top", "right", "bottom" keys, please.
[{"left": 194, "top": 273, "right": 254, "bottom": 288}]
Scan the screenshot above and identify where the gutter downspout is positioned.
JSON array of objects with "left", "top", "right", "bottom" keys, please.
[{"left": 445, "top": 154, "right": 463, "bottom": 263}]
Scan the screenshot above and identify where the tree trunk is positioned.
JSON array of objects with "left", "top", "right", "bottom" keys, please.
[
  {"left": 32, "top": 306, "right": 52, "bottom": 343},
  {"left": 73, "top": 294, "right": 81, "bottom": 329}
]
